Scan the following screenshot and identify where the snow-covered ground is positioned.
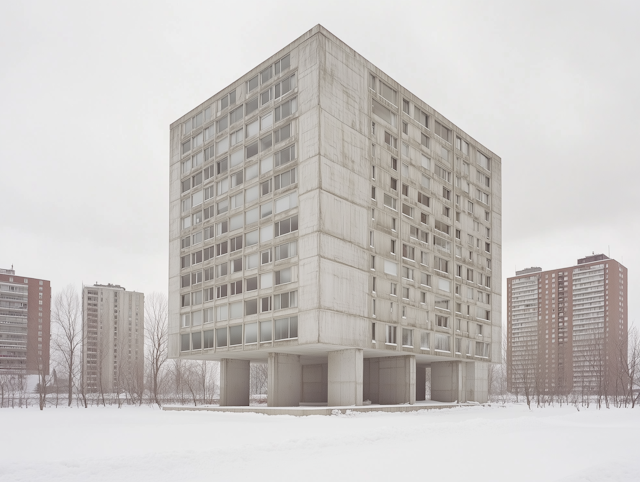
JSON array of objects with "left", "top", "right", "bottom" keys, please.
[{"left": 1, "top": 404, "right": 639, "bottom": 482}]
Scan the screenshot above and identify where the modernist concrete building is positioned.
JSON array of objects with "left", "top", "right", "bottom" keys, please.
[
  {"left": 507, "top": 254, "right": 628, "bottom": 395},
  {"left": 169, "top": 25, "right": 502, "bottom": 407},
  {"left": 82, "top": 284, "right": 144, "bottom": 393},
  {"left": 0, "top": 267, "right": 51, "bottom": 375}
]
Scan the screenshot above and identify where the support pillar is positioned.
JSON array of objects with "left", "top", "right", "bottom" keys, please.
[
  {"left": 378, "top": 355, "right": 416, "bottom": 405},
  {"left": 328, "top": 348, "right": 363, "bottom": 406},
  {"left": 471, "top": 361, "right": 489, "bottom": 403},
  {"left": 416, "top": 364, "right": 427, "bottom": 401},
  {"left": 431, "top": 361, "right": 465, "bottom": 403},
  {"left": 268, "top": 353, "right": 302, "bottom": 407},
  {"left": 302, "top": 364, "right": 328, "bottom": 403},
  {"left": 219, "top": 359, "right": 250, "bottom": 406}
]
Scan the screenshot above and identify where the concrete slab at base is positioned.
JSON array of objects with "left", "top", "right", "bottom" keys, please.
[{"left": 162, "top": 401, "right": 479, "bottom": 417}]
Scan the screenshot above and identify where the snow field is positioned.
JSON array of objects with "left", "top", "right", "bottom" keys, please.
[{"left": 0, "top": 404, "right": 638, "bottom": 482}]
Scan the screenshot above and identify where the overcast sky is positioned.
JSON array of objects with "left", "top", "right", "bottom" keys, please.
[{"left": 1, "top": 0, "right": 638, "bottom": 326}]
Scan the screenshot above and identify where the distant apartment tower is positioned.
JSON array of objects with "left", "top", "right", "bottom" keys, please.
[
  {"left": 169, "top": 25, "right": 502, "bottom": 407},
  {"left": 82, "top": 284, "right": 144, "bottom": 392},
  {"left": 507, "top": 254, "right": 628, "bottom": 395},
  {"left": 0, "top": 267, "right": 51, "bottom": 375}
]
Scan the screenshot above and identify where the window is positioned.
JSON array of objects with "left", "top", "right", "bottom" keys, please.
[
  {"left": 384, "top": 131, "right": 397, "bottom": 149},
  {"left": 390, "top": 283, "right": 397, "bottom": 296},
  {"left": 274, "top": 97, "right": 297, "bottom": 122},
  {"left": 434, "top": 165, "right": 451, "bottom": 183},
  {"left": 274, "top": 290, "right": 297, "bottom": 310},
  {"left": 420, "top": 332, "right": 430, "bottom": 350},
  {"left": 216, "top": 241, "right": 228, "bottom": 257},
  {"left": 456, "top": 137, "right": 469, "bottom": 155},
  {"left": 436, "top": 316, "right": 449, "bottom": 328},
  {"left": 274, "top": 54, "right": 290, "bottom": 75},
  {"left": 434, "top": 121, "right": 451, "bottom": 142},
  {"left": 477, "top": 152, "right": 491, "bottom": 171},
  {"left": 402, "top": 99, "right": 410, "bottom": 114},
  {"left": 417, "top": 192, "right": 430, "bottom": 208},
  {"left": 402, "top": 244, "right": 415, "bottom": 260},
  {"left": 372, "top": 99, "right": 397, "bottom": 126},
  {"left": 414, "top": 106, "right": 429, "bottom": 128},
  {"left": 275, "top": 144, "right": 296, "bottom": 167},
  {"left": 260, "top": 88, "right": 272, "bottom": 106},
  {"left": 260, "top": 320, "right": 272, "bottom": 342},
  {"left": 274, "top": 167, "right": 297, "bottom": 190},
  {"left": 261, "top": 296, "right": 272, "bottom": 313},
  {"left": 402, "top": 328, "right": 413, "bottom": 347},
  {"left": 476, "top": 189, "right": 490, "bottom": 205},
  {"left": 245, "top": 299, "right": 258, "bottom": 316},
  {"left": 274, "top": 74, "right": 296, "bottom": 100},
  {"left": 381, "top": 194, "right": 396, "bottom": 211},
  {"left": 402, "top": 266, "right": 414, "bottom": 281},
  {"left": 390, "top": 177, "right": 398, "bottom": 191},
  {"left": 274, "top": 215, "right": 298, "bottom": 237},
  {"left": 420, "top": 250, "right": 430, "bottom": 266},
  {"left": 260, "top": 273, "right": 272, "bottom": 289},
  {"left": 260, "top": 224, "right": 273, "bottom": 242},
  {"left": 390, "top": 239, "right": 395, "bottom": 254},
  {"left": 402, "top": 121, "right": 408, "bottom": 135},
  {"left": 191, "top": 291, "right": 203, "bottom": 305},
  {"left": 401, "top": 183, "right": 409, "bottom": 196},
  {"left": 434, "top": 256, "right": 449, "bottom": 273},
  {"left": 378, "top": 81, "right": 397, "bottom": 105},
  {"left": 273, "top": 316, "right": 298, "bottom": 340},
  {"left": 180, "top": 334, "right": 190, "bottom": 351},
  {"left": 274, "top": 123, "right": 291, "bottom": 144},
  {"left": 274, "top": 192, "right": 298, "bottom": 214},
  {"left": 275, "top": 241, "right": 297, "bottom": 261},
  {"left": 383, "top": 260, "right": 397, "bottom": 276},
  {"left": 434, "top": 220, "right": 450, "bottom": 236},
  {"left": 476, "top": 341, "right": 489, "bottom": 358},
  {"left": 433, "top": 235, "right": 451, "bottom": 253},
  {"left": 402, "top": 287, "right": 410, "bottom": 300},
  {"left": 245, "top": 230, "right": 258, "bottom": 247},
  {"left": 275, "top": 267, "right": 292, "bottom": 285},
  {"left": 385, "top": 325, "right": 397, "bottom": 345}
]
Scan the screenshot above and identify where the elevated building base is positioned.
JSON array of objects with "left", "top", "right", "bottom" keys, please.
[{"left": 163, "top": 400, "right": 479, "bottom": 417}]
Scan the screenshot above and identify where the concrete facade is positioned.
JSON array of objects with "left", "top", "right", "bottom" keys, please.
[
  {"left": 82, "top": 284, "right": 144, "bottom": 393},
  {"left": 0, "top": 268, "right": 51, "bottom": 375},
  {"left": 507, "top": 255, "right": 628, "bottom": 395},
  {"left": 169, "top": 25, "right": 502, "bottom": 407}
]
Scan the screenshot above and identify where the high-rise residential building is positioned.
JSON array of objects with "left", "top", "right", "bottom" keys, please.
[
  {"left": 169, "top": 25, "right": 502, "bottom": 407},
  {"left": 0, "top": 267, "right": 51, "bottom": 375},
  {"left": 507, "top": 254, "right": 628, "bottom": 396},
  {"left": 82, "top": 284, "right": 144, "bottom": 393}
]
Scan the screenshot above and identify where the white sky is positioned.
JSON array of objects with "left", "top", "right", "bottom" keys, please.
[{"left": 1, "top": 0, "right": 638, "bottom": 326}]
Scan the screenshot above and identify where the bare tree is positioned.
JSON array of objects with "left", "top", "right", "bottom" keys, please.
[
  {"left": 250, "top": 363, "right": 268, "bottom": 400},
  {"left": 145, "top": 293, "right": 168, "bottom": 407},
  {"left": 36, "top": 352, "right": 50, "bottom": 410},
  {"left": 51, "top": 285, "right": 82, "bottom": 407}
]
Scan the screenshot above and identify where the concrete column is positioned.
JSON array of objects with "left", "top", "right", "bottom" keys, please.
[
  {"left": 302, "top": 363, "right": 328, "bottom": 403},
  {"left": 431, "top": 361, "right": 465, "bottom": 403},
  {"left": 416, "top": 365, "right": 427, "bottom": 401},
  {"left": 471, "top": 361, "right": 489, "bottom": 403},
  {"left": 219, "top": 359, "right": 250, "bottom": 406},
  {"left": 328, "top": 348, "right": 363, "bottom": 406},
  {"left": 378, "top": 355, "right": 416, "bottom": 405},
  {"left": 268, "top": 353, "right": 302, "bottom": 407}
]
